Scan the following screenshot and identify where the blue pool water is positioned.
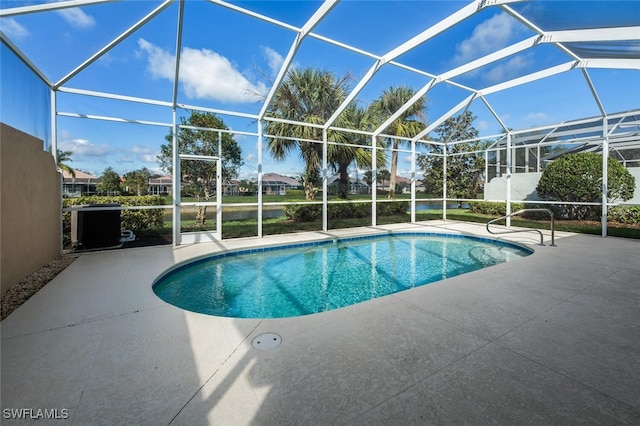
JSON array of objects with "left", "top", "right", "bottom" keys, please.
[{"left": 153, "top": 233, "right": 531, "bottom": 318}]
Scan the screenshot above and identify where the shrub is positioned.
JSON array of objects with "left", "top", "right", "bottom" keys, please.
[
  {"left": 283, "top": 204, "right": 322, "bottom": 221},
  {"left": 284, "top": 201, "right": 409, "bottom": 222},
  {"left": 377, "top": 201, "right": 410, "bottom": 216},
  {"left": 536, "top": 153, "right": 635, "bottom": 220},
  {"left": 63, "top": 196, "right": 166, "bottom": 244},
  {"left": 468, "top": 201, "right": 524, "bottom": 216},
  {"left": 608, "top": 206, "right": 640, "bottom": 226}
]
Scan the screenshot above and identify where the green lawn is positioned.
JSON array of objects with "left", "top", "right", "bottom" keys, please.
[
  {"left": 154, "top": 208, "right": 640, "bottom": 240},
  {"left": 164, "top": 192, "right": 442, "bottom": 205}
]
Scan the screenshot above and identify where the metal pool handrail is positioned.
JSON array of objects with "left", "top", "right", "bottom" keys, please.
[{"left": 486, "top": 208, "right": 556, "bottom": 246}]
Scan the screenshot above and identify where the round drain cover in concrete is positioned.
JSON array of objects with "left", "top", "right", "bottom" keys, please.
[{"left": 252, "top": 332, "right": 281, "bottom": 350}]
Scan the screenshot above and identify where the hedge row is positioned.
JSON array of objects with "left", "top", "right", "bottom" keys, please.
[
  {"left": 469, "top": 201, "right": 640, "bottom": 226},
  {"left": 63, "top": 196, "right": 166, "bottom": 238},
  {"left": 608, "top": 206, "right": 640, "bottom": 225},
  {"left": 468, "top": 201, "right": 525, "bottom": 216},
  {"left": 283, "top": 201, "right": 409, "bottom": 222}
]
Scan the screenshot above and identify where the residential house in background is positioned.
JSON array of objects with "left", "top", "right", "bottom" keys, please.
[
  {"left": 148, "top": 175, "right": 172, "bottom": 196},
  {"left": 259, "top": 173, "right": 302, "bottom": 195},
  {"left": 376, "top": 175, "right": 426, "bottom": 194},
  {"left": 62, "top": 170, "right": 99, "bottom": 197},
  {"left": 327, "top": 175, "right": 370, "bottom": 195}
]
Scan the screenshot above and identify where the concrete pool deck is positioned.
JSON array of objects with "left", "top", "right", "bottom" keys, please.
[{"left": 2, "top": 220, "right": 639, "bottom": 425}]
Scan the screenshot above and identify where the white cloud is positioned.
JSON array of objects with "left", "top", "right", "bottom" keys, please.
[
  {"left": 476, "top": 120, "right": 490, "bottom": 131},
  {"left": 141, "top": 154, "right": 159, "bottom": 163},
  {"left": 137, "top": 39, "right": 175, "bottom": 80},
  {"left": 523, "top": 112, "right": 551, "bottom": 126},
  {"left": 59, "top": 138, "right": 108, "bottom": 156},
  {"left": 56, "top": 8, "right": 96, "bottom": 29},
  {"left": 453, "top": 13, "right": 522, "bottom": 64},
  {"left": 1, "top": 18, "right": 29, "bottom": 38},
  {"left": 262, "top": 46, "right": 284, "bottom": 76},
  {"left": 484, "top": 53, "right": 534, "bottom": 84},
  {"left": 130, "top": 145, "right": 152, "bottom": 154},
  {"left": 127, "top": 145, "right": 159, "bottom": 164},
  {"left": 137, "top": 38, "right": 268, "bottom": 103}
]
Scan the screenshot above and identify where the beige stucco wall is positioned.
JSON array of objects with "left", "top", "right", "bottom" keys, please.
[{"left": 1, "top": 123, "right": 61, "bottom": 296}]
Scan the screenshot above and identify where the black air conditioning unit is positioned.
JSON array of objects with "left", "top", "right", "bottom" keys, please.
[{"left": 71, "top": 204, "right": 121, "bottom": 250}]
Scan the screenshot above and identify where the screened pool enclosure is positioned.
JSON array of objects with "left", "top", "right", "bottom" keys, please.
[{"left": 1, "top": 0, "right": 639, "bottom": 246}]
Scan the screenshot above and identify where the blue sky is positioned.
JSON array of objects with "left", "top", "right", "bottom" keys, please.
[{"left": 1, "top": 0, "right": 639, "bottom": 180}]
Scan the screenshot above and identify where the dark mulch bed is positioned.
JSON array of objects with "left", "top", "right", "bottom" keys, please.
[
  {"left": 2, "top": 234, "right": 173, "bottom": 321},
  {"left": 1, "top": 255, "right": 78, "bottom": 320}
]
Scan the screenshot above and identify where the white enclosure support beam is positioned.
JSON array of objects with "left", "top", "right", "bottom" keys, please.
[
  {"left": 500, "top": 4, "right": 582, "bottom": 62},
  {"left": 439, "top": 35, "right": 540, "bottom": 83},
  {"left": 178, "top": 154, "right": 221, "bottom": 162},
  {"left": 206, "top": 0, "right": 298, "bottom": 32},
  {"left": 217, "top": 131, "right": 223, "bottom": 241},
  {"left": 55, "top": 0, "right": 174, "bottom": 88},
  {"left": 410, "top": 139, "right": 416, "bottom": 223},
  {"left": 506, "top": 132, "right": 512, "bottom": 227},
  {"left": 380, "top": 0, "right": 482, "bottom": 64},
  {"left": 442, "top": 145, "right": 447, "bottom": 220},
  {"left": 53, "top": 88, "right": 64, "bottom": 253},
  {"left": 177, "top": 155, "right": 222, "bottom": 243},
  {"left": 582, "top": 69, "right": 606, "bottom": 116},
  {"left": 371, "top": 135, "right": 377, "bottom": 227},
  {"left": 58, "top": 87, "right": 173, "bottom": 107},
  {"left": 579, "top": 58, "right": 640, "bottom": 70},
  {"left": 259, "top": 0, "right": 338, "bottom": 120},
  {"left": 480, "top": 96, "right": 510, "bottom": 132},
  {"left": 411, "top": 94, "right": 477, "bottom": 143},
  {"left": 327, "top": 0, "right": 483, "bottom": 129},
  {"left": 172, "top": 110, "right": 180, "bottom": 247},
  {"left": 480, "top": 62, "right": 576, "bottom": 96},
  {"left": 372, "top": 79, "right": 437, "bottom": 136},
  {"left": 51, "top": 90, "right": 57, "bottom": 161},
  {"left": 171, "top": 0, "right": 184, "bottom": 247},
  {"left": 209, "top": 0, "right": 381, "bottom": 63},
  {"left": 543, "top": 26, "right": 640, "bottom": 43},
  {"left": 172, "top": 0, "right": 185, "bottom": 107},
  {"left": 257, "top": 120, "right": 264, "bottom": 238},
  {"left": 322, "top": 128, "right": 328, "bottom": 232},
  {"left": 326, "top": 62, "right": 382, "bottom": 130},
  {"left": 56, "top": 112, "right": 171, "bottom": 128},
  {"left": 602, "top": 117, "right": 609, "bottom": 238},
  {"left": 171, "top": 1, "right": 184, "bottom": 247},
  {"left": 0, "top": 0, "right": 115, "bottom": 17},
  {"left": 484, "top": 150, "right": 489, "bottom": 191}
]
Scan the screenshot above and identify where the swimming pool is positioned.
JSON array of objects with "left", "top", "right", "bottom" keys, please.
[{"left": 153, "top": 233, "right": 532, "bottom": 318}]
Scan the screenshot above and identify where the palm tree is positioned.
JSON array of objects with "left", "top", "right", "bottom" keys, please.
[
  {"left": 264, "top": 68, "right": 354, "bottom": 200},
  {"left": 56, "top": 149, "right": 76, "bottom": 179},
  {"left": 369, "top": 86, "right": 426, "bottom": 199},
  {"left": 329, "top": 104, "right": 374, "bottom": 198}
]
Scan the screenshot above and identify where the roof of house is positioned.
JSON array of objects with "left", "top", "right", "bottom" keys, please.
[
  {"left": 149, "top": 175, "right": 172, "bottom": 185},
  {"left": 61, "top": 170, "right": 99, "bottom": 183},
  {"left": 327, "top": 175, "right": 369, "bottom": 186},
  {"left": 260, "top": 173, "right": 302, "bottom": 187}
]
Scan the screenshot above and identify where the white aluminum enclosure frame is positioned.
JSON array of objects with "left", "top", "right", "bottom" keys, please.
[
  {"left": 1, "top": 0, "right": 638, "bottom": 245},
  {"left": 176, "top": 154, "right": 223, "bottom": 246}
]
